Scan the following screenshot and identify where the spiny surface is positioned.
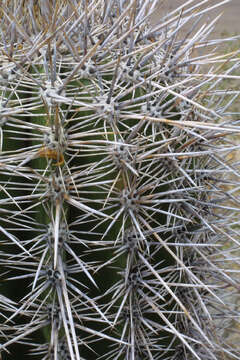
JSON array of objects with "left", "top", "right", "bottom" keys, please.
[{"left": 0, "top": 1, "right": 240, "bottom": 360}]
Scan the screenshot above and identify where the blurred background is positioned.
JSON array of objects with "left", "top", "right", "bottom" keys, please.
[{"left": 150, "top": 0, "right": 240, "bottom": 38}]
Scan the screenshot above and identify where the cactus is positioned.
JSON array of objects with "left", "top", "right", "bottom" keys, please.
[{"left": 0, "top": 0, "right": 240, "bottom": 359}]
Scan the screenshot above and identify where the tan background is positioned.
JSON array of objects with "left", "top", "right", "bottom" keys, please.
[{"left": 150, "top": 0, "right": 240, "bottom": 37}]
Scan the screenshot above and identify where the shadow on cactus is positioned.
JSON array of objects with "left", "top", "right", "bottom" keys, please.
[{"left": 0, "top": 1, "right": 240, "bottom": 359}]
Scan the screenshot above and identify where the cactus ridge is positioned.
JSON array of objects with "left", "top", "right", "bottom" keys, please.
[{"left": 0, "top": 1, "right": 240, "bottom": 359}]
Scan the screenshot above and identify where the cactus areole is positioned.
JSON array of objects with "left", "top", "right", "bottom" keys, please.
[{"left": 0, "top": 1, "right": 240, "bottom": 360}]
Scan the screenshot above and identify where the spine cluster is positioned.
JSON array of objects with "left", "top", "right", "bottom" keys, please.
[{"left": 0, "top": 1, "right": 240, "bottom": 360}]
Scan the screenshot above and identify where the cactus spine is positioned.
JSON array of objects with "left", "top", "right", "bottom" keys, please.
[{"left": 0, "top": 1, "right": 240, "bottom": 359}]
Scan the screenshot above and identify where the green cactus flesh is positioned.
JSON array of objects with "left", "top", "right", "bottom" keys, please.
[{"left": 0, "top": 1, "right": 240, "bottom": 360}]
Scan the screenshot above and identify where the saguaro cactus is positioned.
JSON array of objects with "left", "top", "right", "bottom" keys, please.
[{"left": 0, "top": 0, "right": 240, "bottom": 359}]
